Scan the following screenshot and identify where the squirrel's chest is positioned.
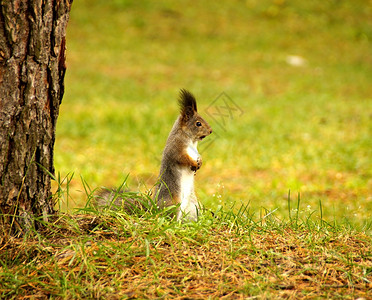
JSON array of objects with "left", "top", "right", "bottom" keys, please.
[
  {"left": 186, "top": 141, "right": 199, "bottom": 161},
  {"left": 180, "top": 141, "right": 198, "bottom": 199}
]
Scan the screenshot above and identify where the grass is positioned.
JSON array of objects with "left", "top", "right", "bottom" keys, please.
[
  {"left": 1, "top": 0, "right": 371, "bottom": 298},
  {"left": 3, "top": 175, "right": 371, "bottom": 299},
  {"left": 54, "top": 0, "right": 371, "bottom": 229},
  {"left": 0, "top": 188, "right": 371, "bottom": 299}
]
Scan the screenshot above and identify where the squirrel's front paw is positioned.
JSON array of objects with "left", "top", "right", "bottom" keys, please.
[
  {"left": 191, "top": 156, "right": 202, "bottom": 172},
  {"left": 197, "top": 156, "right": 202, "bottom": 168}
]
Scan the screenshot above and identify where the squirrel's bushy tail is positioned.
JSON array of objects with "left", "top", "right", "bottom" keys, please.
[{"left": 94, "top": 188, "right": 148, "bottom": 214}]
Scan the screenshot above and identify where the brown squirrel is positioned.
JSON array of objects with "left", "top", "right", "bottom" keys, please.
[{"left": 95, "top": 89, "right": 212, "bottom": 221}]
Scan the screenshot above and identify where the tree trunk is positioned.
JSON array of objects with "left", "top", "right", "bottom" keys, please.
[{"left": 0, "top": 0, "right": 73, "bottom": 233}]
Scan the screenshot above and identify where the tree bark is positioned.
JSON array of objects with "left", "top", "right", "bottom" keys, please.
[{"left": 0, "top": 0, "right": 73, "bottom": 233}]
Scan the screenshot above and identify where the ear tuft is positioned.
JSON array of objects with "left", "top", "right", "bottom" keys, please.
[{"left": 179, "top": 89, "right": 197, "bottom": 116}]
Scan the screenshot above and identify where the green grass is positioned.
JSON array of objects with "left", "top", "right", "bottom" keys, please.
[
  {"left": 55, "top": 0, "right": 371, "bottom": 230},
  {"left": 0, "top": 190, "right": 371, "bottom": 298},
  {"left": 4, "top": 0, "right": 368, "bottom": 298}
]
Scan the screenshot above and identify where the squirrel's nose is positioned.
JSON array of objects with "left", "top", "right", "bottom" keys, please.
[{"left": 209, "top": 129, "right": 213, "bottom": 134}]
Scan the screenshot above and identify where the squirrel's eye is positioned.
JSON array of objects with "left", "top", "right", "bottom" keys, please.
[{"left": 196, "top": 121, "right": 202, "bottom": 127}]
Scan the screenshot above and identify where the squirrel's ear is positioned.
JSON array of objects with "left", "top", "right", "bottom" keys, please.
[{"left": 179, "top": 89, "right": 197, "bottom": 121}]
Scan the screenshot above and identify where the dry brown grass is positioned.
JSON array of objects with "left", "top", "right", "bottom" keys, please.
[{"left": 1, "top": 213, "right": 371, "bottom": 299}]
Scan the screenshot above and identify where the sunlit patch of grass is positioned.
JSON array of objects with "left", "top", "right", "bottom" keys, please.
[{"left": 55, "top": 0, "right": 371, "bottom": 228}]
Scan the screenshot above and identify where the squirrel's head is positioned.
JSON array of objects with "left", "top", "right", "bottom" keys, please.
[{"left": 178, "top": 89, "right": 212, "bottom": 142}]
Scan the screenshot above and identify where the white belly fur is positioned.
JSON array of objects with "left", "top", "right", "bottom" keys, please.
[
  {"left": 178, "top": 141, "right": 200, "bottom": 221},
  {"left": 178, "top": 168, "right": 199, "bottom": 221}
]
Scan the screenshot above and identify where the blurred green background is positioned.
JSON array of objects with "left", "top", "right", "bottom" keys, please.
[{"left": 55, "top": 0, "right": 372, "bottom": 227}]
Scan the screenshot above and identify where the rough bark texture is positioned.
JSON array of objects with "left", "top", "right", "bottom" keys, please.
[{"left": 0, "top": 0, "right": 73, "bottom": 232}]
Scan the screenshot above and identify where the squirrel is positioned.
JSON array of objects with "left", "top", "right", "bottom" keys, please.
[{"left": 95, "top": 89, "right": 212, "bottom": 221}]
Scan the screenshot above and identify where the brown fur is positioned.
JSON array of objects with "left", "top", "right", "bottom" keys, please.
[
  {"left": 95, "top": 90, "right": 212, "bottom": 221},
  {"left": 155, "top": 90, "right": 212, "bottom": 220}
]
